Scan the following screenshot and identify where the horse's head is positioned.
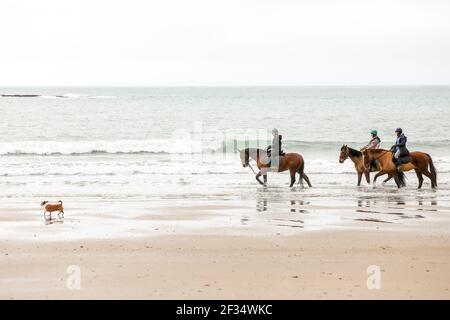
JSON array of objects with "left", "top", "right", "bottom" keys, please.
[
  {"left": 339, "top": 145, "right": 349, "bottom": 163},
  {"left": 362, "top": 149, "right": 371, "bottom": 171},
  {"left": 240, "top": 149, "right": 249, "bottom": 167}
]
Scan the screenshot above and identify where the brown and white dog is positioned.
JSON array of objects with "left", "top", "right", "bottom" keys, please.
[{"left": 41, "top": 200, "right": 64, "bottom": 217}]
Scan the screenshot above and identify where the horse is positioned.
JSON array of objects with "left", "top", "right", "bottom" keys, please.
[
  {"left": 339, "top": 145, "right": 405, "bottom": 186},
  {"left": 362, "top": 149, "right": 437, "bottom": 189},
  {"left": 240, "top": 148, "right": 312, "bottom": 187}
]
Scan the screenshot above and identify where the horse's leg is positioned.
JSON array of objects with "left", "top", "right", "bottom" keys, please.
[
  {"left": 393, "top": 174, "right": 401, "bottom": 188},
  {"left": 383, "top": 175, "right": 392, "bottom": 184},
  {"left": 255, "top": 171, "right": 265, "bottom": 186},
  {"left": 298, "top": 172, "right": 304, "bottom": 186},
  {"left": 373, "top": 171, "right": 385, "bottom": 185},
  {"left": 289, "top": 169, "right": 296, "bottom": 187},
  {"left": 263, "top": 174, "right": 267, "bottom": 185},
  {"left": 364, "top": 171, "right": 370, "bottom": 184},
  {"left": 415, "top": 169, "right": 424, "bottom": 189},
  {"left": 301, "top": 172, "right": 312, "bottom": 187},
  {"left": 422, "top": 169, "right": 434, "bottom": 189},
  {"left": 357, "top": 172, "right": 362, "bottom": 186}
]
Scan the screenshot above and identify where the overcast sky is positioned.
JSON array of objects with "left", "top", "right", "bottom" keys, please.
[{"left": 1, "top": 0, "right": 450, "bottom": 86}]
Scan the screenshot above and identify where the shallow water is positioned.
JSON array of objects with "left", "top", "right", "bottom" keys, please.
[{"left": 1, "top": 87, "right": 449, "bottom": 239}]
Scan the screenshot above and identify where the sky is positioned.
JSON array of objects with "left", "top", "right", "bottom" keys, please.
[{"left": 1, "top": 0, "right": 450, "bottom": 86}]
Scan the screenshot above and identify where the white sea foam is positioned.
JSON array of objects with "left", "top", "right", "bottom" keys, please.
[
  {"left": 0, "top": 139, "right": 205, "bottom": 155},
  {"left": 36, "top": 93, "right": 117, "bottom": 99}
]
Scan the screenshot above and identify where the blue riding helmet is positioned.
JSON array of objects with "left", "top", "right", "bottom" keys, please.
[
  {"left": 395, "top": 128, "right": 403, "bottom": 134},
  {"left": 370, "top": 129, "right": 378, "bottom": 135}
]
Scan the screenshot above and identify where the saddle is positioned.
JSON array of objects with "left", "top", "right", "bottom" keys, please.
[
  {"left": 397, "top": 156, "right": 412, "bottom": 164},
  {"left": 393, "top": 155, "right": 412, "bottom": 169},
  {"left": 266, "top": 148, "right": 285, "bottom": 158}
]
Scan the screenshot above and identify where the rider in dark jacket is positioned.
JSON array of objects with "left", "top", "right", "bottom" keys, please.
[
  {"left": 391, "top": 128, "right": 410, "bottom": 169},
  {"left": 267, "top": 128, "right": 284, "bottom": 168},
  {"left": 267, "top": 128, "right": 284, "bottom": 155}
]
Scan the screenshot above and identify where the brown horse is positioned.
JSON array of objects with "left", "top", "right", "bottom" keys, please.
[
  {"left": 339, "top": 145, "right": 372, "bottom": 186},
  {"left": 362, "top": 149, "right": 437, "bottom": 189},
  {"left": 339, "top": 145, "right": 403, "bottom": 186},
  {"left": 240, "top": 148, "right": 312, "bottom": 187}
]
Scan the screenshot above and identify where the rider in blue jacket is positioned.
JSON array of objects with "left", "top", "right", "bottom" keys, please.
[{"left": 391, "top": 128, "right": 410, "bottom": 169}]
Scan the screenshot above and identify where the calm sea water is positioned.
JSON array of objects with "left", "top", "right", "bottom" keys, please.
[{"left": 0, "top": 86, "right": 449, "bottom": 201}]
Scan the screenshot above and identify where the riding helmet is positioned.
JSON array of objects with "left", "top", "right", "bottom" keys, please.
[
  {"left": 395, "top": 128, "right": 403, "bottom": 134},
  {"left": 370, "top": 129, "right": 378, "bottom": 135}
]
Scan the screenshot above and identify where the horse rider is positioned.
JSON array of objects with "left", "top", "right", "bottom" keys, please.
[
  {"left": 267, "top": 128, "right": 285, "bottom": 169},
  {"left": 361, "top": 129, "right": 381, "bottom": 171},
  {"left": 362, "top": 129, "right": 381, "bottom": 151},
  {"left": 391, "top": 128, "right": 410, "bottom": 170}
]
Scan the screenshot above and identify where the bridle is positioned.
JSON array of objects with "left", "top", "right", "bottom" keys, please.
[
  {"left": 241, "top": 149, "right": 258, "bottom": 174},
  {"left": 339, "top": 147, "right": 349, "bottom": 163}
]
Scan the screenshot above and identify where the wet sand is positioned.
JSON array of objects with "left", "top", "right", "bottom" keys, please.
[
  {"left": 1, "top": 230, "right": 450, "bottom": 299},
  {"left": 1, "top": 198, "right": 450, "bottom": 299}
]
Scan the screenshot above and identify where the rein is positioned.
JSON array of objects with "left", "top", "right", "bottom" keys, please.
[
  {"left": 247, "top": 163, "right": 257, "bottom": 174},
  {"left": 368, "top": 150, "right": 390, "bottom": 162},
  {"left": 245, "top": 149, "right": 262, "bottom": 175}
]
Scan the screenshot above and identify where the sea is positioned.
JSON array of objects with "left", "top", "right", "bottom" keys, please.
[{"left": 1, "top": 86, "right": 449, "bottom": 239}]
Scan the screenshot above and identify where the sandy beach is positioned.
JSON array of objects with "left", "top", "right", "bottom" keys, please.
[
  {"left": 1, "top": 231, "right": 449, "bottom": 300},
  {"left": 1, "top": 197, "right": 450, "bottom": 300}
]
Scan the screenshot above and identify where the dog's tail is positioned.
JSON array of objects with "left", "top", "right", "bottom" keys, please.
[{"left": 58, "top": 200, "right": 63, "bottom": 204}]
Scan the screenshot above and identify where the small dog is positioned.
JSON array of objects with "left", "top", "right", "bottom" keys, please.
[{"left": 41, "top": 200, "right": 64, "bottom": 217}]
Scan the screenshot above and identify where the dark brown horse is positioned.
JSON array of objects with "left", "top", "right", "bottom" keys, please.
[
  {"left": 339, "top": 145, "right": 404, "bottom": 186},
  {"left": 362, "top": 149, "right": 437, "bottom": 189},
  {"left": 240, "top": 148, "right": 312, "bottom": 187}
]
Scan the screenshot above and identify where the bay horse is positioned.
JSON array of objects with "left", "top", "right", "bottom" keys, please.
[
  {"left": 240, "top": 148, "right": 312, "bottom": 187},
  {"left": 339, "top": 145, "right": 372, "bottom": 186},
  {"left": 362, "top": 149, "right": 437, "bottom": 189},
  {"left": 339, "top": 145, "right": 404, "bottom": 186}
]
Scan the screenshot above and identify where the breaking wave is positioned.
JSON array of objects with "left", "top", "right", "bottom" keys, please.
[
  {"left": 1, "top": 93, "right": 116, "bottom": 99},
  {"left": 0, "top": 138, "right": 449, "bottom": 156},
  {"left": 0, "top": 140, "right": 209, "bottom": 155}
]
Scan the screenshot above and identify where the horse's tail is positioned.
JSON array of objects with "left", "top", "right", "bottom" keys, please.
[
  {"left": 427, "top": 154, "right": 437, "bottom": 187},
  {"left": 397, "top": 171, "right": 407, "bottom": 187}
]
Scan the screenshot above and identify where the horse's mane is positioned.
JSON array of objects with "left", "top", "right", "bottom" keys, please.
[
  {"left": 241, "top": 147, "right": 267, "bottom": 155},
  {"left": 244, "top": 147, "right": 265, "bottom": 152},
  {"left": 348, "top": 147, "right": 362, "bottom": 157}
]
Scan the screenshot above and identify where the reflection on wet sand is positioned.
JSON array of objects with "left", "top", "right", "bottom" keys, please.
[
  {"left": 354, "top": 195, "right": 443, "bottom": 224},
  {"left": 252, "top": 187, "right": 450, "bottom": 230},
  {"left": 256, "top": 196, "right": 309, "bottom": 215},
  {"left": 254, "top": 189, "right": 310, "bottom": 229},
  {"left": 251, "top": 185, "right": 450, "bottom": 230},
  {"left": 417, "top": 198, "right": 438, "bottom": 212},
  {"left": 44, "top": 214, "right": 64, "bottom": 225}
]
